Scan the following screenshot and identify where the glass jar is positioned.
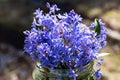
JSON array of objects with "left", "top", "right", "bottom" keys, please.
[{"left": 32, "top": 61, "right": 94, "bottom": 80}]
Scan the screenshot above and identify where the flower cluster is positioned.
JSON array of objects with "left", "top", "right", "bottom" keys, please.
[{"left": 24, "top": 2, "right": 107, "bottom": 80}]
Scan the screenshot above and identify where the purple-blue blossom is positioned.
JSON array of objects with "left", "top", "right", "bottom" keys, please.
[
  {"left": 92, "top": 69, "right": 102, "bottom": 80},
  {"left": 24, "top": 3, "right": 107, "bottom": 80}
]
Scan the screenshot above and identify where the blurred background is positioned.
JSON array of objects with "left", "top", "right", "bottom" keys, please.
[{"left": 0, "top": 0, "right": 120, "bottom": 80}]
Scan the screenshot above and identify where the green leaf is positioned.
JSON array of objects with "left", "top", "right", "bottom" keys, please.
[
  {"left": 98, "top": 53, "right": 111, "bottom": 57},
  {"left": 94, "top": 18, "right": 101, "bottom": 36}
]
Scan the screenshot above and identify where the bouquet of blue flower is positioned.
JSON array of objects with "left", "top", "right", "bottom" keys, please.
[{"left": 24, "top": 2, "right": 107, "bottom": 80}]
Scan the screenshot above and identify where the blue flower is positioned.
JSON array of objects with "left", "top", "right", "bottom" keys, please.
[
  {"left": 92, "top": 69, "right": 102, "bottom": 80},
  {"left": 46, "top": 2, "right": 60, "bottom": 14},
  {"left": 96, "top": 58, "right": 104, "bottom": 66},
  {"left": 24, "top": 2, "right": 107, "bottom": 79}
]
